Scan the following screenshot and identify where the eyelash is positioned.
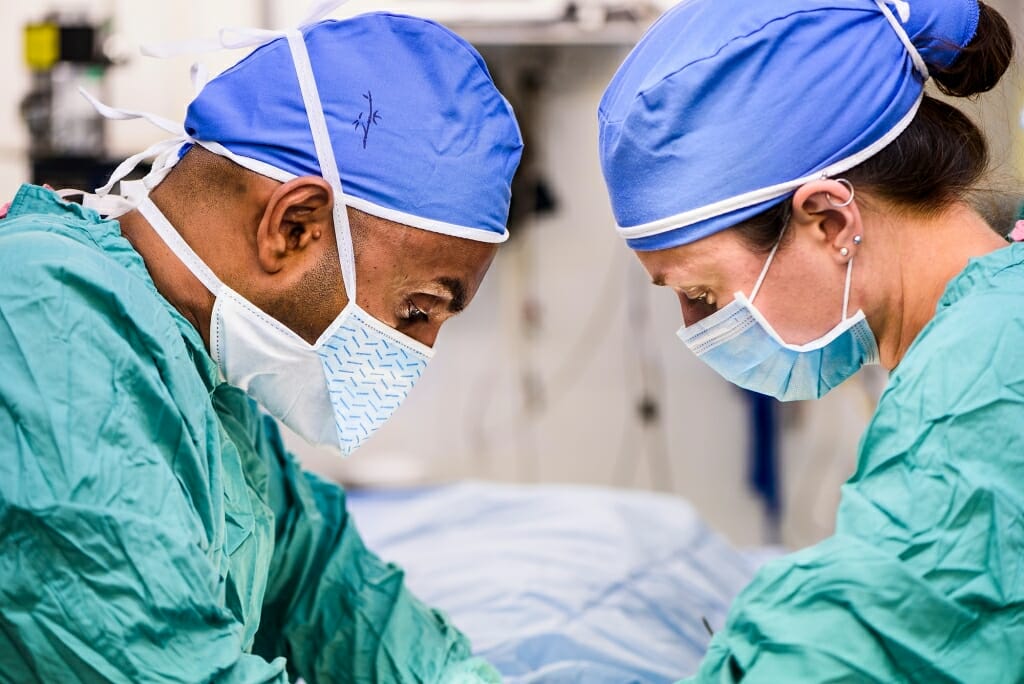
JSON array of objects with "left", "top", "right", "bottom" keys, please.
[
  {"left": 686, "top": 290, "right": 717, "bottom": 309},
  {"left": 403, "top": 301, "right": 429, "bottom": 324}
]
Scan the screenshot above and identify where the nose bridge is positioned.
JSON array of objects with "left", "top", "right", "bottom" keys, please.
[
  {"left": 677, "top": 290, "right": 693, "bottom": 326},
  {"left": 678, "top": 290, "right": 710, "bottom": 328}
]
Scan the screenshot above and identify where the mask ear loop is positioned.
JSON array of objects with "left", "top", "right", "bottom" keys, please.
[
  {"left": 842, "top": 257, "right": 854, "bottom": 321},
  {"left": 828, "top": 178, "right": 857, "bottom": 321},
  {"left": 749, "top": 238, "right": 782, "bottom": 304},
  {"left": 749, "top": 202, "right": 792, "bottom": 304},
  {"left": 752, "top": 180, "right": 855, "bottom": 307}
]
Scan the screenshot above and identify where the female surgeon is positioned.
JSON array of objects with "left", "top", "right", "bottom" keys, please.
[{"left": 599, "top": 0, "right": 1023, "bottom": 681}]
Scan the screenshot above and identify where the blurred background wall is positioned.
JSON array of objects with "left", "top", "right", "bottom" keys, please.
[{"left": 1, "top": 0, "right": 1021, "bottom": 548}]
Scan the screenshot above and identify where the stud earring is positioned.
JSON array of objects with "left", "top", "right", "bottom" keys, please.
[
  {"left": 840, "top": 247, "right": 850, "bottom": 257},
  {"left": 853, "top": 235, "right": 863, "bottom": 245}
]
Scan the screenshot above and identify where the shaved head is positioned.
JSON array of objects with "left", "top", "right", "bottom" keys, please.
[{"left": 159, "top": 146, "right": 253, "bottom": 211}]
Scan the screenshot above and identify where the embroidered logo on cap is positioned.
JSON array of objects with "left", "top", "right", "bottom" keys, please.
[{"left": 353, "top": 91, "right": 382, "bottom": 149}]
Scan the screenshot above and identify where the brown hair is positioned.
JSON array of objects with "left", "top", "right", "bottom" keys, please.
[{"left": 736, "top": 1, "right": 1015, "bottom": 252}]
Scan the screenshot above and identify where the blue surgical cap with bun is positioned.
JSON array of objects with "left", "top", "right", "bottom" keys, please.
[{"left": 599, "top": 0, "right": 981, "bottom": 251}]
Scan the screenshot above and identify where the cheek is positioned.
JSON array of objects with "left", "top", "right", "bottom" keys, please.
[
  {"left": 753, "top": 253, "right": 847, "bottom": 345},
  {"left": 400, "top": 320, "right": 441, "bottom": 348},
  {"left": 352, "top": 268, "right": 405, "bottom": 327}
]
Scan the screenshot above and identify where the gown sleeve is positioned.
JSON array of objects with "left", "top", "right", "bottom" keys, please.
[
  {"left": 0, "top": 230, "right": 290, "bottom": 683},
  {"left": 683, "top": 286, "right": 1024, "bottom": 683},
  {"left": 251, "top": 415, "right": 501, "bottom": 684}
]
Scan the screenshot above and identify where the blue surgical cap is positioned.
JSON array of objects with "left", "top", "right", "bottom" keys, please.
[
  {"left": 185, "top": 13, "right": 523, "bottom": 243},
  {"left": 599, "top": 0, "right": 981, "bottom": 251}
]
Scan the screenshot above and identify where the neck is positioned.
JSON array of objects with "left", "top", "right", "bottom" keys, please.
[
  {"left": 117, "top": 197, "right": 217, "bottom": 348},
  {"left": 877, "top": 203, "right": 1007, "bottom": 369}
]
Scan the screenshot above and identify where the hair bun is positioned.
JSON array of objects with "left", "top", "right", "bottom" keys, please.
[{"left": 932, "top": 2, "right": 1014, "bottom": 98}]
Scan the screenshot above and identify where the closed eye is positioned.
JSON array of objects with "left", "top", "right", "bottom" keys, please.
[{"left": 401, "top": 301, "right": 430, "bottom": 325}]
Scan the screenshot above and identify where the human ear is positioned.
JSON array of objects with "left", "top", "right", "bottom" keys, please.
[
  {"left": 790, "top": 179, "right": 864, "bottom": 263},
  {"left": 255, "top": 176, "right": 333, "bottom": 273}
]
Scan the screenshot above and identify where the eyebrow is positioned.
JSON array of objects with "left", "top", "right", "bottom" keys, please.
[
  {"left": 651, "top": 273, "right": 668, "bottom": 287},
  {"left": 435, "top": 276, "right": 467, "bottom": 313}
]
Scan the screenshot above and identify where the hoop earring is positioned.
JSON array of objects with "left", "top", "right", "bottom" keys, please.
[{"left": 826, "top": 178, "right": 855, "bottom": 208}]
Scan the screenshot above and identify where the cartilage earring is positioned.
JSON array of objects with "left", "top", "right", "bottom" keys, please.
[
  {"left": 826, "top": 178, "right": 856, "bottom": 208},
  {"left": 840, "top": 247, "right": 850, "bottom": 257}
]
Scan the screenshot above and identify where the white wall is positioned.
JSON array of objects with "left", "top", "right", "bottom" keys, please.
[
  {"left": 0, "top": 2, "right": 39, "bottom": 198},
  {"left": 1, "top": 0, "right": 1021, "bottom": 548},
  {"left": 0, "top": 0, "right": 261, "bottom": 198}
]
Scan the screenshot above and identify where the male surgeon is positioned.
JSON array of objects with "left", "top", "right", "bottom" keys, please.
[{"left": 0, "top": 11, "right": 521, "bottom": 683}]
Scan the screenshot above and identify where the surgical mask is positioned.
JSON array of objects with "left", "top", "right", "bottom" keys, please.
[
  {"left": 137, "top": 197, "right": 433, "bottom": 454},
  {"left": 677, "top": 233, "right": 878, "bottom": 401}
]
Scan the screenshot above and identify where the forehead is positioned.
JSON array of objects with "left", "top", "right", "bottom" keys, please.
[
  {"left": 359, "top": 209, "right": 495, "bottom": 253},
  {"left": 397, "top": 224, "right": 498, "bottom": 273},
  {"left": 637, "top": 228, "right": 750, "bottom": 284},
  {"left": 355, "top": 210, "right": 497, "bottom": 285}
]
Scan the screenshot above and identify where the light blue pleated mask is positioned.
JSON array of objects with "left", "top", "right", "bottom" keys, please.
[{"left": 678, "top": 235, "right": 879, "bottom": 401}]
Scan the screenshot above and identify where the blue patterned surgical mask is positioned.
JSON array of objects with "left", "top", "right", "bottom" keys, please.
[
  {"left": 677, "top": 234, "right": 878, "bottom": 401},
  {"left": 138, "top": 197, "right": 431, "bottom": 455}
]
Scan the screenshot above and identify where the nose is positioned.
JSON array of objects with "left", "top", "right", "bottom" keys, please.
[{"left": 677, "top": 291, "right": 714, "bottom": 328}]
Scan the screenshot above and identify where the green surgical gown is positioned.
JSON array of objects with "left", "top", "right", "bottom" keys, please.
[
  {"left": 0, "top": 185, "right": 499, "bottom": 684},
  {"left": 686, "top": 242, "right": 1024, "bottom": 682}
]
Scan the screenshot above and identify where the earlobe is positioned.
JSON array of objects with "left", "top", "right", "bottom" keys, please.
[{"left": 255, "top": 176, "right": 334, "bottom": 274}]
